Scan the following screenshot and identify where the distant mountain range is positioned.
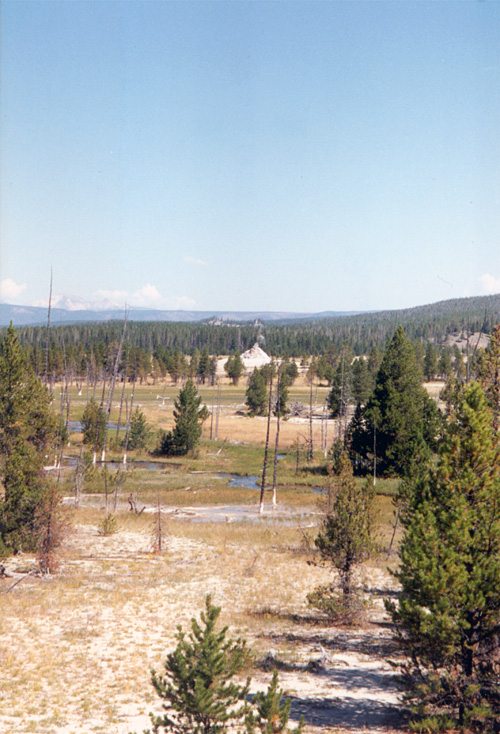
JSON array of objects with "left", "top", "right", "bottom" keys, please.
[{"left": 0, "top": 303, "right": 361, "bottom": 327}]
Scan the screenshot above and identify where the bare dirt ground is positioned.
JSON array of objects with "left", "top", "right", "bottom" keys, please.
[{"left": 0, "top": 504, "right": 406, "bottom": 734}]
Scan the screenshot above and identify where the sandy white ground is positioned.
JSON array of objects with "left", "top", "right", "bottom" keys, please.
[{"left": 0, "top": 511, "right": 405, "bottom": 734}]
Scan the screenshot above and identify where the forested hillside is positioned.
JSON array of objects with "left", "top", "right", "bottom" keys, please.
[{"left": 3, "top": 293, "right": 499, "bottom": 383}]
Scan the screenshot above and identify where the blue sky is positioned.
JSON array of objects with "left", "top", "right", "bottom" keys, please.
[{"left": 1, "top": 0, "right": 499, "bottom": 313}]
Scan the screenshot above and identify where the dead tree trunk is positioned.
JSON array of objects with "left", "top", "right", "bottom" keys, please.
[
  {"left": 210, "top": 380, "right": 216, "bottom": 440},
  {"left": 104, "top": 465, "right": 109, "bottom": 515},
  {"left": 115, "top": 353, "right": 129, "bottom": 447},
  {"left": 152, "top": 490, "right": 166, "bottom": 553},
  {"left": 122, "top": 378, "right": 136, "bottom": 466},
  {"left": 74, "top": 448, "right": 85, "bottom": 507},
  {"left": 308, "top": 375, "right": 314, "bottom": 462},
  {"left": 92, "top": 374, "right": 107, "bottom": 466},
  {"left": 214, "top": 380, "right": 221, "bottom": 441},
  {"left": 44, "top": 268, "right": 53, "bottom": 390},
  {"left": 259, "top": 371, "right": 274, "bottom": 514},
  {"left": 322, "top": 401, "right": 329, "bottom": 457},
  {"left": 271, "top": 369, "right": 281, "bottom": 508},
  {"left": 101, "top": 313, "right": 128, "bottom": 462}
]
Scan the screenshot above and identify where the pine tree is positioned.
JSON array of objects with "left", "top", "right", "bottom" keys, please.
[
  {"left": 353, "top": 326, "right": 440, "bottom": 477},
  {"left": 245, "top": 369, "right": 267, "bottom": 416},
  {"left": 127, "top": 408, "right": 151, "bottom": 451},
  {"left": 345, "top": 402, "right": 366, "bottom": 474},
  {"left": 158, "top": 380, "right": 208, "bottom": 456},
  {"left": 197, "top": 349, "right": 214, "bottom": 385},
  {"left": 146, "top": 595, "right": 251, "bottom": 734},
  {"left": 189, "top": 349, "right": 201, "bottom": 380},
  {"left": 144, "top": 597, "right": 300, "bottom": 734},
  {"left": 224, "top": 353, "right": 244, "bottom": 385},
  {"left": 388, "top": 383, "right": 500, "bottom": 731},
  {"left": 367, "top": 346, "right": 382, "bottom": 384},
  {"left": 168, "top": 352, "right": 188, "bottom": 384},
  {"left": 315, "top": 349, "right": 337, "bottom": 385},
  {"left": 438, "top": 348, "right": 453, "bottom": 380},
  {"left": 307, "top": 452, "right": 376, "bottom": 624},
  {"left": 477, "top": 323, "right": 500, "bottom": 428},
  {"left": 351, "top": 357, "right": 370, "bottom": 405},
  {"left": 423, "top": 343, "right": 438, "bottom": 381},
  {"left": 245, "top": 669, "right": 303, "bottom": 734},
  {"left": 326, "top": 357, "right": 352, "bottom": 419},
  {"left": 0, "top": 324, "right": 58, "bottom": 555},
  {"left": 274, "top": 370, "right": 289, "bottom": 418},
  {"left": 281, "top": 358, "right": 299, "bottom": 386},
  {"left": 81, "top": 398, "right": 106, "bottom": 452},
  {"left": 454, "top": 345, "right": 466, "bottom": 382}
]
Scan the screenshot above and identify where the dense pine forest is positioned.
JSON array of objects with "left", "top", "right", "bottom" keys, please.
[{"left": 3, "top": 293, "right": 499, "bottom": 383}]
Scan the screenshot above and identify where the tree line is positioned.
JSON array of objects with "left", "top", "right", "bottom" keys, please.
[{"left": 4, "top": 292, "right": 500, "bottom": 386}]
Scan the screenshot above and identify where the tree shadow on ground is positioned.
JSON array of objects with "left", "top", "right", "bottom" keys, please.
[
  {"left": 250, "top": 608, "right": 323, "bottom": 626},
  {"left": 256, "top": 655, "right": 407, "bottom": 730},
  {"left": 255, "top": 624, "right": 401, "bottom": 660},
  {"left": 251, "top": 613, "right": 406, "bottom": 731},
  {"left": 287, "top": 693, "right": 407, "bottom": 730}
]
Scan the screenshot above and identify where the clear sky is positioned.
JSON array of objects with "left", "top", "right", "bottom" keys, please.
[{"left": 1, "top": 0, "right": 499, "bottom": 314}]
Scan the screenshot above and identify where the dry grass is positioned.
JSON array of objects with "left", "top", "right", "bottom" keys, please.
[
  {"left": 200, "top": 413, "right": 332, "bottom": 448},
  {"left": 2, "top": 381, "right": 405, "bottom": 733},
  {"left": 0, "top": 500, "right": 403, "bottom": 734},
  {"left": 0, "top": 513, "right": 322, "bottom": 733},
  {"left": 62, "top": 381, "right": 335, "bottom": 449}
]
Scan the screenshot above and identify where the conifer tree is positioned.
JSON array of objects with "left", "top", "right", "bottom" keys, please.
[
  {"left": 158, "top": 380, "right": 208, "bottom": 456},
  {"left": 146, "top": 595, "right": 251, "bottom": 734},
  {"left": 351, "top": 327, "right": 440, "bottom": 477},
  {"left": 35, "top": 481, "right": 70, "bottom": 573},
  {"left": 344, "top": 402, "right": 365, "bottom": 473},
  {"left": 224, "top": 353, "right": 244, "bottom": 385},
  {"left": 189, "top": 349, "right": 201, "bottom": 380},
  {"left": 367, "top": 346, "right": 382, "bottom": 385},
  {"left": 315, "top": 349, "right": 337, "bottom": 385},
  {"left": 245, "top": 670, "right": 303, "bottom": 734},
  {"left": 388, "top": 383, "right": 500, "bottom": 731},
  {"left": 81, "top": 398, "right": 106, "bottom": 452},
  {"left": 197, "top": 349, "right": 212, "bottom": 385},
  {"left": 454, "top": 345, "right": 466, "bottom": 382},
  {"left": 274, "top": 369, "right": 289, "bottom": 418},
  {"left": 245, "top": 369, "right": 267, "bottom": 416},
  {"left": 168, "top": 352, "right": 188, "bottom": 384},
  {"left": 423, "top": 342, "right": 438, "bottom": 381},
  {"left": 144, "top": 597, "right": 300, "bottom": 734},
  {"left": 351, "top": 357, "right": 370, "bottom": 405},
  {"left": 0, "top": 324, "right": 58, "bottom": 555},
  {"left": 326, "top": 356, "right": 352, "bottom": 418},
  {"left": 259, "top": 362, "right": 277, "bottom": 387},
  {"left": 477, "top": 323, "right": 500, "bottom": 428},
  {"left": 280, "top": 358, "right": 299, "bottom": 386},
  {"left": 438, "top": 348, "right": 453, "bottom": 380},
  {"left": 127, "top": 407, "right": 151, "bottom": 451},
  {"left": 308, "top": 452, "right": 376, "bottom": 623}
]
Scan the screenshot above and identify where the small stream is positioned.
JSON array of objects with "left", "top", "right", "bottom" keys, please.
[
  {"left": 46, "top": 458, "right": 177, "bottom": 472},
  {"left": 49, "top": 457, "right": 324, "bottom": 496},
  {"left": 55, "top": 449, "right": 322, "bottom": 524},
  {"left": 67, "top": 421, "right": 127, "bottom": 433},
  {"left": 218, "top": 473, "right": 261, "bottom": 489}
]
